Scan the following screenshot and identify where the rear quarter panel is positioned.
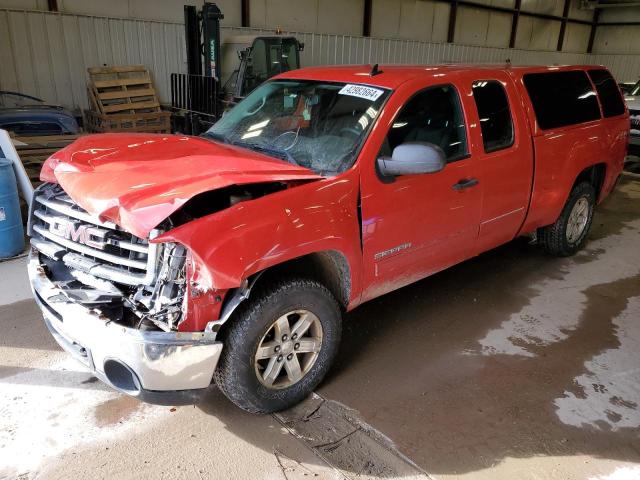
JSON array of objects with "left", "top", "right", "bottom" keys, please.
[{"left": 511, "top": 68, "right": 627, "bottom": 234}]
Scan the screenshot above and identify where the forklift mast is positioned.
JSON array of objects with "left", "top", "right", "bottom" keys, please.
[
  {"left": 184, "top": 2, "right": 223, "bottom": 80},
  {"left": 173, "top": 2, "right": 303, "bottom": 134}
]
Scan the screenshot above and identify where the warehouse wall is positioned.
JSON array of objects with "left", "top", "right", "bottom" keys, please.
[
  {"left": 1, "top": 2, "right": 640, "bottom": 111},
  {"left": 370, "top": 0, "right": 450, "bottom": 43},
  {"left": 0, "top": 0, "right": 242, "bottom": 25},
  {"left": 249, "top": 0, "right": 364, "bottom": 36},
  {"left": 594, "top": 8, "right": 640, "bottom": 55},
  {"left": 2, "top": 0, "right": 639, "bottom": 55},
  {"left": 2, "top": 7, "right": 640, "bottom": 113}
]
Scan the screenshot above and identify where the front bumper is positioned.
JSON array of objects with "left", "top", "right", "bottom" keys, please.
[{"left": 28, "top": 249, "right": 223, "bottom": 405}]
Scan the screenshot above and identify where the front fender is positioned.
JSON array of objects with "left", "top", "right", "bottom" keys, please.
[{"left": 154, "top": 169, "right": 363, "bottom": 307}]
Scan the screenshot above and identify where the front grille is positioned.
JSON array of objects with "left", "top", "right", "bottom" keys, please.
[{"left": 30, "top": 184, "right": 159, "bottom": 286}]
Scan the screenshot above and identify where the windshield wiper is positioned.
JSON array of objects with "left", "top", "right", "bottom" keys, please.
[{"left": 231, "top": 141, "right": 297, "bottom": 165}]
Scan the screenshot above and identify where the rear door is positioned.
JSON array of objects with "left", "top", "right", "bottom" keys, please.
[{"left": 467, "top": 73, "right": 534, "bottom": 253}]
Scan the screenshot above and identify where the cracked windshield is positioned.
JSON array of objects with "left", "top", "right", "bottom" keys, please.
[{"left": 205, "top": 80, "right": 390, "bottom": 175}]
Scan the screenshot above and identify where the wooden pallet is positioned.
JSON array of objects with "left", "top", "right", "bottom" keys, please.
[
  {"left": 12, "top": 134, "right": 82, "bottom": 185},
  {"left": 85, "top": 109, "right": 171, "bottom": 134},
  {"left": 85, "top": 65, "right": 171, "bottom": 133},
  {"left": 87, "top": 65, "right": 162, "bottom": 115}
]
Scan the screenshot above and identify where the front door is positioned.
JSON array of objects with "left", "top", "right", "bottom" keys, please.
[{"left": 360, "top": 82, "right": 482, "bottom": 302}]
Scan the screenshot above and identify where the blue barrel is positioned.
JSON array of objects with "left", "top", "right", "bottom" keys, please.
[{"left": 0, "top": 158, "right": 25, "bottom": 258}]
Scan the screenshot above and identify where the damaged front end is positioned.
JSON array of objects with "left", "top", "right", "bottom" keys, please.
[
  {"left": 30, "top": 183, "right": 196, "bottom": 331},
  {"left": 28, "top": 183, "right": 222, "bottom": 404}
]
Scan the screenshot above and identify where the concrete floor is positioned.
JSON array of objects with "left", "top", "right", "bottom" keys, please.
[{"left": 1, "top": 173, "right": 639, "bottom": 480}]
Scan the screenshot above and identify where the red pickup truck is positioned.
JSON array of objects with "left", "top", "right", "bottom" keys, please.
[{"left": 28, "top": 64, "right": 627, "bottom": 412}]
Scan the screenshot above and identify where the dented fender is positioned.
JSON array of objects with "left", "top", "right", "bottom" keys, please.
[{"left": 154, "top": 168, "right": 364, "bottom": 310}]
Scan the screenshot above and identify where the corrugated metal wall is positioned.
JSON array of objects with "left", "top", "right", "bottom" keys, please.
[
  {"left": 1, "top": 8, "right": 639, "bottom": 111},
  {"left": 0, "top": 9, "right": 186, "bottom": 111}
]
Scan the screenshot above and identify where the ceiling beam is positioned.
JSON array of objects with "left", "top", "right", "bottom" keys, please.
[
  {"left": 598, "top": 20, "right": 640, "bottom": 26},
  {"left": 433, "top": 0, "right": 592, "bottom": 26}
]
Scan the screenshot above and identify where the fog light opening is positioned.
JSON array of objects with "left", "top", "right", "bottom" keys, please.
[{"left": 103, "top": 359, "right": 141, "bottom": 394}]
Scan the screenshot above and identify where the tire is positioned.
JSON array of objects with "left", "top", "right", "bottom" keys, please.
[
  {"left": 214, "top": 278, "right": 342, "bottom": 413},
  {"left": 538, "top": 182, "right": 596, "bottom": 257}
]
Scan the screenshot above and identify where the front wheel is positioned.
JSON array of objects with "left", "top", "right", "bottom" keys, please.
[
  {"left": 214, "top": 278, "right": 341, "bottom": 413},
  {"left": 538, "top": 182, "right": 596, "bottom": 257}
]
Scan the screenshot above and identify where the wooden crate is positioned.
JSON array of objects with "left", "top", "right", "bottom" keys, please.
[
  {"left": 87, "top": 65, "right": 162, "bottom": 115},
  {"left": 85, "top": 109, "right": 171, "bottom": 134}
]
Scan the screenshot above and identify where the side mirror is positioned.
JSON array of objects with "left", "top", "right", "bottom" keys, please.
[{"left": 377, "top": 142, "right": 446, "bottom": 177}]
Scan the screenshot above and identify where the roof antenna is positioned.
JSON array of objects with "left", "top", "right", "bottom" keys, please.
[{"left": 370, "top": 63, "right": 382, "bottom": 76}]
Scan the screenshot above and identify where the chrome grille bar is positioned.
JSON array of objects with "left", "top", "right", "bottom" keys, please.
[
  {"left": 34, "top": 195, "right": 117, "bottom": 229},
  {"left": 33, "top": 210, "right": 148, "bottom": 254},
  {"left": 30, "top": 184, "right": 160, "bottom": 287},
  {"left": 33, "top": 224, "right": 148, "bottom": 270}
]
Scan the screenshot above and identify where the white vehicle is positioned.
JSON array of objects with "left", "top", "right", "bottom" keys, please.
[{"left": 624, "top": 80, "right": 640, "bottom": 157}]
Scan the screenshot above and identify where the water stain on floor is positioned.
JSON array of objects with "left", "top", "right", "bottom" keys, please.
[{"left": 94, "top": 396, "right": 144, "bottom": 427}]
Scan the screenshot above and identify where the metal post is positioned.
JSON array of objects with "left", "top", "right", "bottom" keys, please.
[
  {"left": 587, "top": 8, "right": 601, "bottom": 53},
  {"left": 447, "top": 1, "right": 458, "bottom": 43},
  {"left": 509, "top": 0, "right": 521, "bottom": 48},
  {"left": 363, "top": 0, "right": 372, "bottom": 37},
  {"left": 241, "top": 0, "right": 250, "bottom": 27},
  {"left": 557, "top": 0, "right": 571, "bottom": 51},
  {"left": 184, "top": 5, "right": 202, "bottom": 77}
]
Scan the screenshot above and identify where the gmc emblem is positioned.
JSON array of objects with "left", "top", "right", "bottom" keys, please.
[{"left": 49, "top": 218, "right": 108, "bottom": 250}]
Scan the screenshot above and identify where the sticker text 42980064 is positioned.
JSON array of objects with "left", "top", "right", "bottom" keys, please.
[{"left": 339, "top": 84, "right": 384, "bottom": 101}]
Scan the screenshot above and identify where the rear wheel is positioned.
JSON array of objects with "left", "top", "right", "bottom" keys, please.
[
  {"left": 538, "top": 182, "right": 596, "bottom": 257},
  {"left": 214, "top": 278, "right": 341, "bottom": 413}
]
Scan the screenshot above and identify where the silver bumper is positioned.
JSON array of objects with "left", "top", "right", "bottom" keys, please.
[{"left": 28, "top": 249, "right": 223, "bottom": 405}]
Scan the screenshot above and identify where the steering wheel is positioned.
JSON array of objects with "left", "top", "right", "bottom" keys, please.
[
  {"left": 271, "top": 130, "right": 299, "bottom": 151},
  {"left": 339, "top": 126, "right": 362, "bottom": 138}
]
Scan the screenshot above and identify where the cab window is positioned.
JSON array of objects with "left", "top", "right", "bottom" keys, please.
[
  {"left": 381, "top": 85, "right": 468, "bottom": 162},
  {"left": 523, "top": 70, "right": 601, "bottom": 130},
  {"left": 472, "top": 80, "right": 514, "bottom": 153},
  {"left": 588, "top": 69, "right": 626, "bottom": 118}
]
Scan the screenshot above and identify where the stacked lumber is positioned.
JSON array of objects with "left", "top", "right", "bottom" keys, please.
[
  {"left": 85, "top": 65, "right": 171, "bottom": 134},
  {"left": 12, "top": 134, "right": 81, "bottom": 186}
]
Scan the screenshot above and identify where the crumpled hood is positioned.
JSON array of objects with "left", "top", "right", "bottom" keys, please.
[{"left": 42, "top": 133, "right": 320, "bottom": 238}]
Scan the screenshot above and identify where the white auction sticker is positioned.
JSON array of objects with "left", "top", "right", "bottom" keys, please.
[{"left": 339, "top": 84, "right": 384, "bottom": 101}]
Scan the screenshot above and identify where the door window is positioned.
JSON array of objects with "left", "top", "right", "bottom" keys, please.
[
  {"left": 472, "top": 80, "right": 514, "bottom": 153},
  {"left": 381, "top": 85, "right": 468, "bottom": 162}
]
